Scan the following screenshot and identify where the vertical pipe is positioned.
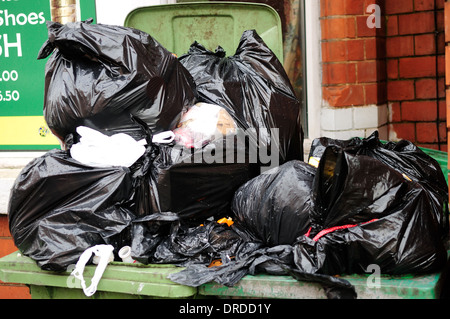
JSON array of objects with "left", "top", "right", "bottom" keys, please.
[{"left": 49, "top": 0, "right": 78, "bottom": 24}]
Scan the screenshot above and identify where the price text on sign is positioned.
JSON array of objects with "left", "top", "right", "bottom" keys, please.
[{"left": 0, "top": 70, "right": 19, "bottom": 101}]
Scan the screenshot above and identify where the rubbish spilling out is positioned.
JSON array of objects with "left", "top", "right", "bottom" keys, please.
[{"left": 7, "top": 20, "right": 449, "bottom": 299}]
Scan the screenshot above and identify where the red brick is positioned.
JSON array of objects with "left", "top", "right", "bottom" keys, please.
[
  {"left": 445, "top": 2, "right": 450, "bottom": 42},
  {"left": 438, "top": 54, "right": 445, "bottom": 76},
  {"left": 437, "top": 32, "right": 445, "bottom": 55},
  {"left": 386, "top": 0, "right": 413, "bottom": 14},
  {"left": 356, "top": 16, "right": 377, "bottom": 37},
  {"left": 386, "top": 15, "right": 398, "bottom": 36},
  {"left": 321, "top": 17, "right": 356, "bottom": 40},
  {"left": 321, "top": 0, "right": 365, "bottom": 16},
  {"left": 357, "top": 61, "right": 376, "bottom": 83},
  {"left": 389, "top": 123, "right": 416, "bottom": 141},
  {"left": 0, "top": 284, "right": 31, "bottom": 299},
  {"left": 0, "top": 215, "right": 11, "bottom": 237},
  {"left": 389, "top": 102, "right": 402, "bottom": 122},
  {"left": 416, "top": 122, "right": 443, "bottom": 143},
  {"left": 364, "top": 0, "right": 378, "bottom": 6},
  {"left": 439, "top": 99, "right": 446, "bottom": 120},
  {"left": 414, "top": 0, "right": 435, "bottom": 11},
  {"left": 402, "top": 100, "right": 438, "bottom": 121},
  {"left": 398, "top": 12, "right": 435, "bottom": 35},
  {"left": 414, "top": 34, "right": 436, "bottom": 56},
  {"left": 346, "top": 39, "right": 366, "bottom": 61},
  {"left": 322, "top": 40, "right": 365, "bottom": 62},
  {"left": 357, "top": 60, "right": 386, "bottom": 83},
  {"left": 417, "top": 77, "right": 444, "bottom": 100},
  {"left": 387, "top": 59, "right": 399, "bottom": 79},
  {"left": 323, "top": 63, "right": 356, "bottom": 85},
  {"left": 399, "top": 56, "right": 436, "bottom": 78},
  {"left": 323, "top": 84, "right": 365, "bottom": 107},
  {"left": 322, "top": 41, "right": 345, "bottom": 63},
  {"left": 365, "top": 38, "right": 386, "bottom": 60},
  {"left": 0, "top": 238, "right": 18, "bottom": 258},
  {"left": 415, "top": 78, "right": 437, "bottom": 99},
  {"left": 437, "top": 10, "right": 445, "bottom": 32},
  {"left": 365, "top": 82, "right": 386, "bottom": 105},
  {"left": 387, "top": 80, "right": 415, "bottom": 100},
  {"left": 386, "top": 36, "right": 414, "bottom": 57}
]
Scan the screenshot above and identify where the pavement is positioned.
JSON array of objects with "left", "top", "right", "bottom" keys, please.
[{"left": 0, "top": 152, "right": 45, "bottom": 215}]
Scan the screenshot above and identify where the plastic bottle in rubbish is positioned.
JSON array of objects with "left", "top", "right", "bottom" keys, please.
[{"left": 118, "top": 246, "right": 138, "bottom": 264}]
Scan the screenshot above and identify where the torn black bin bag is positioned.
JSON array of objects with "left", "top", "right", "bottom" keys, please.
[
  {"left": 167, "top": 234, "right": 357, "bottom": 299},
  {"left": 150, "top": 220, "right": 249, "bottom": 266},
  {"left": 129, "top": 137, "right": 257, "bottom": 263},
  {"left": 294, "top": 144, "right": 448, "bottom": 278},
  {"left": 179, "top": 30, "right": 303, "bottom": 165},
  {"left": 37, "top": 19, "right": 197, "bottom": 144},
  {"left": 8, "top": 149, "right": 135, "bottom": 271},
  {"left": 232, "top": 160, "right": 315, "bottom": 246}
]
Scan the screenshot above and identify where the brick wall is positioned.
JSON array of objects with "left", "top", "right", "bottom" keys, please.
[
  {"left": 0, "top": 215, "right": 31, "bottom": 299},
  {"left": 386, "top": 0, "right": 446, "bottom": 150},
  {"left": 320, "top": 0, "right": 388, "bottom": 140},
  {"left": 320, "top": 0, "right": 446, "bottom": 150}
]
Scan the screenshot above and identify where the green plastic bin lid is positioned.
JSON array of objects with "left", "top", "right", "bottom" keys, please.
[{"left": 124, "top": 1, "right": 283, "bottom": 61}]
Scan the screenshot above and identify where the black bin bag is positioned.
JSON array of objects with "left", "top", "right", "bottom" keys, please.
[
  {"left": 8, "top": 150, "right": 135, "bottom": 271},
  {"left": 308, "top": 131, "right": 449, "bottom": 238},
  {"left": 37, "top": 19, "right": 197, "bottom": 144},
  {"left": 294, "top": 131, "right": 449, "bottom": 277},
  {"left": 150, "top": 141, "right": 255, "bottom": 221},
  {"left": 179, "top": 30, "right": 304, "bottom": 165},
  {"left": 232, "top": 160, "right": 315, "bottom": 246},
  {"left": 129, "top": 137, "right": 258, "bottom": 263}
]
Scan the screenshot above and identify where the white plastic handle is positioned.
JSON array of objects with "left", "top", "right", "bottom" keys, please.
[
  {"left": 71, "top": 245, "right": 114, "bottom": 297},
  {"left": 152, "top": 131, "right": 175, "bottom": 144}
]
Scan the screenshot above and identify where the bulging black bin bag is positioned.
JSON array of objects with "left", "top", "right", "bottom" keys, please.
[
  {"left": 294, "top": 133, "right": 449, "bottom": 277},
  {"left": 308, "top": 131, "right": 449, "bottom": 237},
  {"left": 179, "top": 30, "right": 303, "bottom": 165},
  {"left": 232, "top": 160, "right": 315, "bottom": 246},
  {"left": 8, "top": 150, "right": 135, "bottom": 271},
  {"left": 149, "top": 141, "right": 255, "bottom": 221},
  {"left": 38, "top": 19, "right": 197, "bottom": 143}
]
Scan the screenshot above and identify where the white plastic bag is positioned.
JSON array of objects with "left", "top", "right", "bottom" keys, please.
[
  {"left": 70, "top": 245, "right": 114, "bottom": 297},
  {"left": 173, "top": 103, "right": 237, "bottom": 148},
  {"left": 70, "top": 126, "right": 147, "bottom": 167}
]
